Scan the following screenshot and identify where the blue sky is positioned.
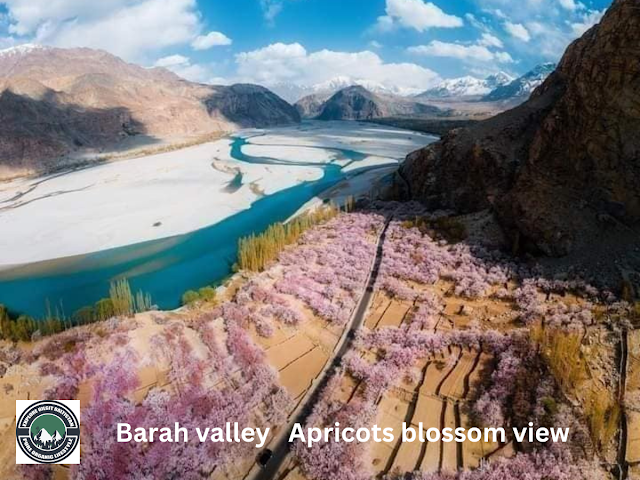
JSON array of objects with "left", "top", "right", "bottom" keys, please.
[{"left": 0, "top": 0, "right": 611, "bottom": 92}]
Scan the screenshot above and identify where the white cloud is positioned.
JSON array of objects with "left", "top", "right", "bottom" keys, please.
[
  {"left": 494, "top": 51, "right": 514, "bottom": 63},
  {"left": 504, "top": 21, "right": 531, "bottom": 42},
  {"left": 2, "top": 0, "right": 202, "bottom": 62},
  {"left": 523, "top": 21, "right": 574, "bottom": 58},
  {"left": 260, "top": 0, "right": 283, "bottom": 23},
  {"left": 259, "top": 0, "right": 303, "bottom": 24},
  {"left": 479, "top": 32, "right": 503, "bottom": 48},
  {"left": 154, "top": 54, "right": 191, "bottom": 68},
  {"left": 465, "top": 13, "right": 489, "bottom": 31},
  {"left": 375, "top": 0, "right": 463, "bottom": 32},
  {"left": 558, "top": 0, "right": 578, "bottom": 11},
  {"left": 570, "top": 9, "right": 604, "bottom": 36},
  {"left": 234, "top": 42, "right": 441, "bottom": 92},
  {"left": 373, "top": 15, "right": 396, "bottom": 33},
  {"left": 192, "top": 31, "right": 232, "bottom": 50},
  {"left": 472, "top": 0, "right": 607, "bottom": 62},
  {"left": 0, "top": 36, "right": 17, "bottom": 50},
  {"left": 493, "top": 9, "right": 508, "bottom": 20},
  {"left": 464, "top": 14, "right": 508, "bottom": 50},
  {"left": 408, "top": 40, "right": 513, "bottom": 64},
  {"left": 153, "top": 54, "right": 213, "bottom": 83},
  {"left": 4, "top": 0, "right": 132, "bottom": 36}
]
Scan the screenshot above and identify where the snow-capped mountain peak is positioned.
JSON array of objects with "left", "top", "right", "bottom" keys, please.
[
  {"left": 485, "top": 71, "right": 515, "bottom": 89},
  {"left": 311, "top": 76, "right": 357, "bottom": 92},
  {"left": 0, "top": 44, "right": 48, "bottom": 58},
  {"left": 483, "top": 63, "right": 556, "bottom": 102},
  {"left": 269, "top": 76, "right": 423, "bottom": 103},
  {"left": 415, "top": 72, "right": 514, "bottom": 100}
]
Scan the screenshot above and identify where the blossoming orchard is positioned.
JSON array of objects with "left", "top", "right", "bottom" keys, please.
[{"left": 3, "top": 201, "right": 636, "bottom": 480}]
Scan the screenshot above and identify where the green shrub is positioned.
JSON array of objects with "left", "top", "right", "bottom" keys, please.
[
  {"left": 198, "top": 287, "right": 217, "bottom": 303},
  {"left": 237, "top": 204, "right": 339, "bottom": 272},
  {"left": 182, "top": 285, "right": 218, "bottom": 307},
  {"left": 182, "top": 290, "right": 200, "bottom": 306},
  {"left": 0, "top": 278, "right": 153, "bottom": 343},
  {"left": 95, "top": 298, "right": 115, "bottom": 322},
  {"left": 73, "top": 306, "right": 96, "bottom": 325},
  {"left": 14, "top": 316, "right": 36, "bottom": 342},
  {"left": 0, "top": 305, "right": 11, "bottom": 340},
  {"left": 40, "top": 318, "right": 64, "bottom": 337},
  {"left": 0, "top": 306, "right": 37, "bottom": 342},
  {"left": 110, "top": 278, "right": 135, "bottom": 317}
]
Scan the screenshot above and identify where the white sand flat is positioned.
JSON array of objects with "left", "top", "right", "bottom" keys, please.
[{"left": 0, "top": 122, "right": 433, "bottom": 267}]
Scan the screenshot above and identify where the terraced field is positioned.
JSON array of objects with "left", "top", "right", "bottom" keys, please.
[
  {"left": 274, "top": 286, "right": 517, "bottom": 480},
  {"left": 257, "top": 315, "right": 343, "bottom": 403},
  {"left": 362, "top": 295, "right": 501, "bottom": 475}
]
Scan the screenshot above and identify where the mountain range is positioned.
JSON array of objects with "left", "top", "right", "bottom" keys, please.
[
  {"left": 414, "top": 66, "right": 555, "bottom": 103},
  {"left": 399, "top": 0, "right": 639, "bottom": 257},
  {"left": 482, "top": 63, "right": 557, "bottom": 102},
  {"left": 296, "top": 85, "right": 445, "bottom": 121},
  {"left": 0, "top": 45, "right": 299, "bottom": 178},
  {"left": 284, "top": 65, "right": 555, "bottom": 115},
  {"left": 414, "top": 72, "right": 514, "bottom": 100},
  {"left": 0, "top": 41, "right": 572, "bottom": 181}
]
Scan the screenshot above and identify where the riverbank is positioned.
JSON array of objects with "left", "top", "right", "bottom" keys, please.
[
  {"left": 0, "top": 121, "right": 436, "bottom": 318},
  {"left": 0, "top": 121, "right": 433, "bottom": 268}
]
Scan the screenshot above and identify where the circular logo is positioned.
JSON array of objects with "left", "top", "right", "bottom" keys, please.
[{"left": 16, "top": 401, "right": 80, "bottom": 464}]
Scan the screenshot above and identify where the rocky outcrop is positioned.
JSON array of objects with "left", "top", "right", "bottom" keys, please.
[
  {"left": 205, "top": 84, "right": 300, "bottom": 128},
  {"left": 316, "top": 86, "right": 383, "bottom": 120},
  {"left": 316, "top": 86, "right": 443, "bottom": 121},
  {"left": 399, "top": 0, "right": 640, "bottom": 256},
  {"left": 0, "top": 46, "right": 298, "bottom": 178}
]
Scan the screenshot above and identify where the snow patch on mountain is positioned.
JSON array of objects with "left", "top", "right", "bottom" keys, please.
[
  {"left": 483, "top": 63, "right": 556, "bottom": 101},
  {"left": 0, "top": 44, "right": 48, "bottom": 57},
  {"left": 415, "top": 72, "right": 514, "bottom": 100}
]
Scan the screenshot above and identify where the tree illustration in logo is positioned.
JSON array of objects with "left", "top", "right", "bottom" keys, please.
[{"left": 30, "top": 414, "right": 66, "bottom": 450}]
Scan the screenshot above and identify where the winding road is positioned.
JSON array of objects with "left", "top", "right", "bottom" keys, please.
[{"left": 248, "top": 216, "right": 392, "bottom": 480}]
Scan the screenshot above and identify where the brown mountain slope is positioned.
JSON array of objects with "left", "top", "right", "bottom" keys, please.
[
  {"left": 398, "top": 0, "right": 640, "bottom": 256},
  {"left": 0, "top": 46, "right": 299, "bottom": 178},
  {"left": 315, "top": 86, "right": 445, "bottom": 121},
  {"left": 295, "top": 93, "right": 331, "bottom": 119}
]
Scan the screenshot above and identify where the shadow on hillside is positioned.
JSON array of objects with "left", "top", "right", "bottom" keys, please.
[
  {"left": 363, "top": 117, "right": 478, "bottom": 137},
  {"left": 202, "top": 84, "right": 301, "bottom": 127},
  {"left": 0, "top": 89, "right": 158, "bottom": 178}
]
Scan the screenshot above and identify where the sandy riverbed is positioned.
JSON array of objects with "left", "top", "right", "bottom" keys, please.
[{"left": 0, "top": 121, "right": 434, "bottom": 267}]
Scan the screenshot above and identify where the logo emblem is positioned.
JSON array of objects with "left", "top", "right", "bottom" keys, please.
[{"left": 16, "top": 400, "right": 80, "bottom": 464}]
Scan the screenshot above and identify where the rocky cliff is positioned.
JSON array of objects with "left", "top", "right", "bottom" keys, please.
[
  {"left": 398, "top": 0, "right": 640, "bottom": 256},
  {"left": 0, "top": 46, "right": 299, "bottom": 178}
]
